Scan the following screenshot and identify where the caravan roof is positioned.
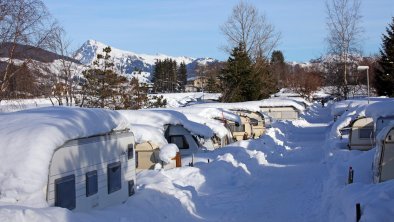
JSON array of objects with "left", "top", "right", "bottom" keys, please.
[{"left": 0, "top": 107, "right": 128, "bottom": 206}]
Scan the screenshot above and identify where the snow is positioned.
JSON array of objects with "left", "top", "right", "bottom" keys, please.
[
  {"left": 153, "top": 92, "right": 221, "bottom": 108},
  {"left": 118, "top": 109, "right": 214, "bottom": 139},
  {"left": 164, "top": 106, "right": 241, "bottom": 138},
  {"left": 2, "top": 98, "right": 394, "bottom": 221},
  {"left": 365, "top": 100, "right": 394, "bottom": 122},
  {"left": 159, "top": 144, "right": 179, "bottom": 164},
  {"left": 0, "top": 107, "right": 128, "bottom": 206},
  {"left": 129, "top": 124, "right": 168, "bottom": 146},
  {"left": 190, "top": 98, "right": 306, "bottom": 112}
]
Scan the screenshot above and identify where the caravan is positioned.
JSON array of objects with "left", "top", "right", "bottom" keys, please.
[
  {"left": 373, "top": 124, "right": 394, "bottom": 183},
  {"left": 47, "top": 130, "right": 136, "bottom": 212},
  {"left": 164, "top": 124, "right": 207, "bottom": 157},
  {"left": 348, "top": 117, "right": 375, "bottom": 151}
]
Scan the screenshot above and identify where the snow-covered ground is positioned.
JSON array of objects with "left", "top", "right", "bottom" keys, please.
[{"left": 1, "top": 98, "right": 394, "bottom": 221}]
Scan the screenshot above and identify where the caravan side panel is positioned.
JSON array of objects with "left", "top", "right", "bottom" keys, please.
[
  {"left": 47, "top": 132, "right": 136, "bottom": 212},
  {"left": 379, "top": 129, "right": 394, "bottom": 182}
]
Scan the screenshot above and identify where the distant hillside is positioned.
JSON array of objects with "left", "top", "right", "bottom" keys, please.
[
  {"left": 0, "top": 43, "right": 79, "bottom": 64},
  {"left": 74, "top": 40, "right": 218, "bottom": 80}
]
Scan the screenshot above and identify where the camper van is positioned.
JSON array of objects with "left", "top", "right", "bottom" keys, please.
[
  {"left": 135, "top": 141, "right": 179, "bottom": 172},
  {"left": 164, "top": 124, "right": 209, "bottom": 157},
  {"left": 225, "top": 115, "right": 253, "bottom": 141},
  {"left": 135, "top": 141, "right": 161, "bottom": 171},
  {"left": 259, "top": 106, "right": 299, "bottom": 120},
  {"left": 375, "top": 116, "right": 394, "bottom": 137},
  {"left": 46, "top": 130, "right": 136, "bottom": 212},
  {"left": 348, "top": 117, "right": 375, "bottom": 151},
  {"left": 374, "top": 125, "right": 394, "bottom": 183}
]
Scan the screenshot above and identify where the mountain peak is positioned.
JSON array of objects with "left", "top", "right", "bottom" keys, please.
[{"left": 74, "top": 40, "right": 218, "bottom": 80}]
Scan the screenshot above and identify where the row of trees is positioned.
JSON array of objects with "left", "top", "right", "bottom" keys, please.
[{"left": 152, "top": 59, "right": 187, "bottom": 93}]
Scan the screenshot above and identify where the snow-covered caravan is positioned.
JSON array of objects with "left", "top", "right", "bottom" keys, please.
[
  {"left": 226, "top": 115, "right": 253, "bottom": 141},
  {"left": 47, "top": 130, "right": 136, "bottom": 212},
  {"left": 135, "top": 141, "right": 179, "bottom": 171},
  {"left": 135, "top": 141, "right": 161, "bottom": 171},
  {"left": 348, "top": 117, "right": 375, "bottom": 151},
  {"left": 375, "top": 116, "right": 394, "bottom": 137},
  {"left": 164, "top": 124, "right": 207, "bottom": 157},
  {"left": 373, "top": 124, "right": 394, "bottom": 183},
  {"left": 259, "top": 105, "right": 299, "bottom": 120}
]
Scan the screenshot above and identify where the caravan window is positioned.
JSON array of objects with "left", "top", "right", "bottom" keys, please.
[
  {"left": 55, "top": 174, "right": 76, "bottom": 210},
  {"left": 228, "top": 123, "right": 245, "bottom": 132},
  {"left": 107, "top": 162, "right": 122, "bottom": 194},
  {"left": 359, "top": 128, "right": 373, "bottom": 139},
  {"left": 86, "top": 171, "right": 98, "bottom": 197},
  {"left": 169, "top": 135, "right": 189, "bottom": 149},
  {"left": 128, "top": 144, "right": 134, "bottom": 160}
]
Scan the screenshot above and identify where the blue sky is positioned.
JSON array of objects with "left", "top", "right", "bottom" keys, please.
[{"left": 43, "top": 0, "right": 394, "bottom": 62}]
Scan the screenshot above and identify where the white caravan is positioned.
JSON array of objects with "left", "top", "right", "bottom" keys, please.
[
  {"left": 46, "top": 130, "right": 136, "bottom": 212},
  {"left": 259, "top": 105, "right": 299, "bottom": 120},
  {"left": 164, "top": 124, "right": 209, "bottom": 157},
  {"left": 373, "top": 124, "right": 394, "bottom": 183},
  {"left": 348, "top": 117, "right": 375, "bottom": 151}
]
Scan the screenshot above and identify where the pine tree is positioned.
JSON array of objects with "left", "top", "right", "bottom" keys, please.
[
  {"left": 80, "top": 47, "right": 127, "bottom": 109},
  {"left": 375, "top": 17, "right": 394, "bottom": 96},
  {"left": 220, "top": 43, "right": 253, "bottom": 102},
  {"left": 178, "top": 62, "right": 187, "bottom": 92}
]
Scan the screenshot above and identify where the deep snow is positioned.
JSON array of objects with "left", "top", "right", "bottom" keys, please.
[{"left": 1, "top": 99, "right": 394, "bottom": 221}]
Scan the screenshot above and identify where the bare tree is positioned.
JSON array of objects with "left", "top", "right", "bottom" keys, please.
[
  {"left": 0, "top": 0, "right": 58, "bottom": 101},
  {"left": 220, "top": 1, "right": 280, "bottom": 61},
  {"left": 47, "top": 27, "right": 80, "bottom": 106},
  {"left": 325, "top": 0, "right": 363, "bottom": 98},
  {"left": 288, "top": 65, "right": 323, "bottom": 101}
]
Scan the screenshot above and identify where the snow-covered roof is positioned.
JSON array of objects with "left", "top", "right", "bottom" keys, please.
[
  {"left": 190, "top": 98, "right": 305, "bottom": 112},
  {"left": 365, "top": 100, "right": 394, "bottom": 123},
  {"left": 118, "top": 109, "right": 214, "bottom": 139},
  {"left": 329, "top": 104, "right": 368, "bottom": 139},
  {"left": 331, "top": 98, "right": 392, "bottom": 117},
  {"left": 0, "top": 107, "right": 128, "bottom": 206},
  {"left": 130, "top": 124, "right": 168, "bottom": 147}
]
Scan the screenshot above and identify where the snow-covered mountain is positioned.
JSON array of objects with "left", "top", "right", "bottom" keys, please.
[{"left": 74, "top": 40, "right": 217, "bottom": 81}]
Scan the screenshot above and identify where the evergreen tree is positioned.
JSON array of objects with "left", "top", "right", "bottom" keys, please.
[
  {"left": 220, "top": 43, "right": 253, "bottom": 102},
  {"left": 178, "top": 62, "right": 187, "bottom": 92},
  {"left": 80, "top": 47, "right": 127, "bottom": 109},
  {"left": 152, "top": 58, "right": 178, "bottom": 93},
  {"left": 270, "top": 50, "right": 285, "bottom": 89},
  {"left": 375, "top": 17, "right": 394, "bottom": 96}
]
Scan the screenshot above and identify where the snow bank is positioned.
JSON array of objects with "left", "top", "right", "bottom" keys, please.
[
  {"left": 118, "top": 109, "right": 214, "bottom": 138},
  {"left": 0, "top": 107, "right": 128, "bottom": 206},
  {"left": 159, "top": 144, "right": 179, "bottom": 164}
]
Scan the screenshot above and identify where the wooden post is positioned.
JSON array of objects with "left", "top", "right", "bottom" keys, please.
[
  {"left": 356, "top": 203, "right": 361, "bottom": 222},
  {"left": 348, "top": 166, "right": 354, "bottom": 184}
]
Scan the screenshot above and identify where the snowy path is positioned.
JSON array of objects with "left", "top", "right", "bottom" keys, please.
[{"left": 121, "top": 104, "right": 333, "bottom": 222}]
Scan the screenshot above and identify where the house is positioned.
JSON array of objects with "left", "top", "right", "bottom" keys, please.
[
  {"left": 47, "top": 130, "right": 136, "bottom": 211},
  {"left": 185, "top": 76, "right": 208, "bottom": 92}
]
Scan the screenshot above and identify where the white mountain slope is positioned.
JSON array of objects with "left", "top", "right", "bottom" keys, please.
[{"left": 74, "top": 40, "right": 217, "bottom": 81}]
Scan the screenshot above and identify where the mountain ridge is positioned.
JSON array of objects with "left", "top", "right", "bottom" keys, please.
[{"left": 74, "top": 40, "right": 218, "bottom": 80}]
